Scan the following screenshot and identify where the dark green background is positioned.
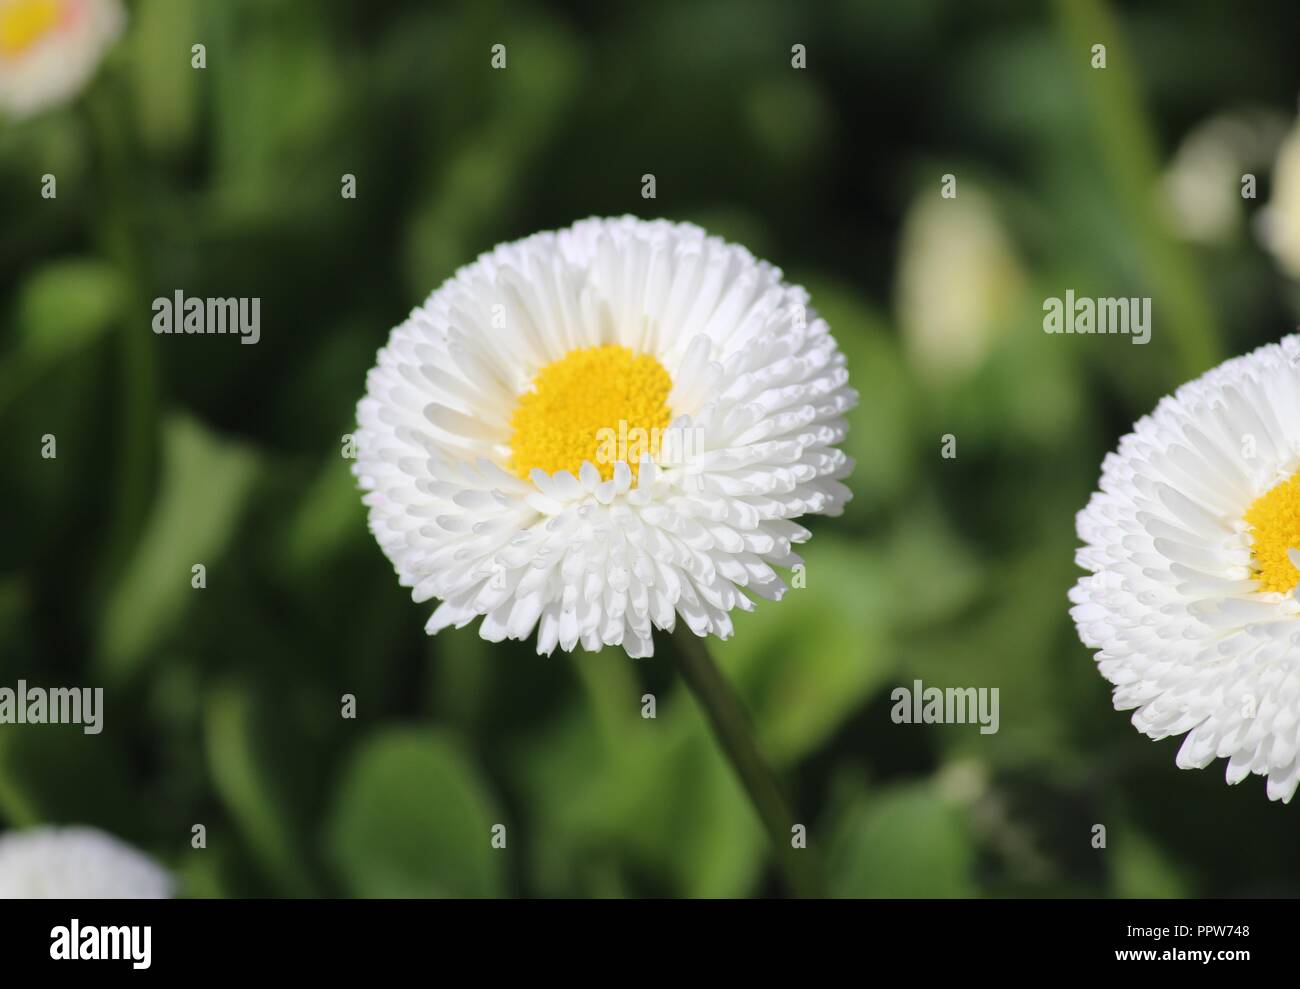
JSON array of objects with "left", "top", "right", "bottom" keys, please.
[{"left": 3, "top": 0, "right": 1300, "bottom": 897}]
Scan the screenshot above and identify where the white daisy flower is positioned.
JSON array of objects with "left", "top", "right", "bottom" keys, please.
[
  {"left": 0, "top": 826, "right": 172, "bottom": 898},
  {"left": 354, "top": 216, "right": 856, "bottom": 658},
  {"left": 1071, "top": 335, "right": 1300, "bottom": 802},
  {"left": 0, "top": 0, "right": 125, "bottom": 121}
]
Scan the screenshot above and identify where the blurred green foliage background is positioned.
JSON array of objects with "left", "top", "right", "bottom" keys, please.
[{"left": 4, "top": 0, "right": 1300, "bottom": 898}]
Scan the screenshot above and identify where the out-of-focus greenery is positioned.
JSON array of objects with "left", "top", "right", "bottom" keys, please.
[{"left": 4, "top": 0, "right": 1300, "bottom": 898}]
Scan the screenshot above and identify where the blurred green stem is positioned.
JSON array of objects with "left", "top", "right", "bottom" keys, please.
[
  {"left": 86, "top": 84, "right": 159, "bottom": 584},
  {"left": 1055, "top": 0, "right": 1221, "bottom": 380},
  {"left": 671, "top": 626, "right": 822, "bottom": 898},
  {"left": 568, "top": 648, "right": 637, "bottom": 746}
]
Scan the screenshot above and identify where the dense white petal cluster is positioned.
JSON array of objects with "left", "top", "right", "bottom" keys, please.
[
  {"left": 1072, "top": 335, "right": 1300, "bottom": 801},
  {"left": 0, "top": 826, "right": 172, "bottom": 898},
  {"left": 355, "top": 217, "right": 856, "bottom": 657}
]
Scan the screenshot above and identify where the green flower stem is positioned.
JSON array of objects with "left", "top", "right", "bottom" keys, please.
[
  {"left": 670, "top": 626, "right": 823, "bottom": 898},
  {"left": 86, "top": 84, "right": 159, "bottom": 585},
  {"left": 1055, "top": 0, "right": 1221, "bottom": 382},
  {"left": 568, "top": 648, "right": 638, "bottom": 746}
]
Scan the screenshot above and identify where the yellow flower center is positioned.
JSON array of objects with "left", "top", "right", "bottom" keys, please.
[
  {"left": 508, "top": 344, "right": 673, "bottom": 481},
  {"left": 0, "top": 0, "right": 63, "bottom": 57},
  {"left": 1244, "top": 473, "right": 1300, "bottom": 593}
]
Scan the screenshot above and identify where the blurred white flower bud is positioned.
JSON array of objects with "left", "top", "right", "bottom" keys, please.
[{"left": 896, "top": 187, "right": 1026, "bottom": 385}]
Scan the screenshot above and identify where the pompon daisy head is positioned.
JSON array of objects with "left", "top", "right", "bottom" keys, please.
[
  {"left": 0, "top": 826, "right": 172, "bottom": 898},
  {"left": 1071, "top": 334, "right": 1300, "bottom": 802},
  {"left": 0, "top": 0, "right": 125, "bottom": 121},
  {"left": 355, "top": 216, "right": 857, "bottom": 659}
]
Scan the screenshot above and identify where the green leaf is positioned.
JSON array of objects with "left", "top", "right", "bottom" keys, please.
[
  {"left": 513, "top": 701, "right": 767, "bottom": 899},
  {"left": 940, "top": 318, "right": 1085, "bottom": 452},
  {"left": 129, "top": 0, "right": 200, "bottom": 154},
  {"left": 204, "top": 683, "right": 316, "bottom": 896},
  {"left": 899, "top": 530, "right": 1083, "bottom": 770},
  {"left": 716, "top": 541, "right": 894, "bottom": 766},
  {"left": 401, "top": 17, "right": 581, "bottom": 294},
  {"left": 826, "top": 783, "right": 975, "bottom": 898},
  {"left": 1110, "top": 819, "right": 1190, "bottom": 899},
  {"left": 13, "top": 259, "right": 123, "bottom": 363},
  {"left": 1055, "top": 0, "right": 1220, "bottom": 380},
  {"left": 325, "top": 728, "right": 505, "bottom": 898},
  {"left": 801, "top": 278, "right": 917, "bottom": 518},
  {"left": 879, "top": 497, "right": 985, "bottom": 629},
  {"left": 0, "top": 722, "right": 133, "bottom": 834},
  {"left": 98, "top": 416, "right": 259, "bottom": 679},
  {"left": 278, "top": 455, "right": 365, "bottom": 578},
  {"left": 207, "top": 5, "right": 348, "bottom": 220},
  {"left": 170, "top": 843, "right": 233, "bottom": 900},
  {"left": 645, "top": 720, "right": 768, "bottom": 897}
]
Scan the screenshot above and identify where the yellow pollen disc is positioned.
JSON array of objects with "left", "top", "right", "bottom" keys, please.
[
  {"left": 508, "top": 344, "right": 673, "bottom": 482},
  {"left": 1244, "top": 473, "right": 1300, "bottom": 593},
  {"left": 0, "top": 0, "right": 62, "bottom": 57}
]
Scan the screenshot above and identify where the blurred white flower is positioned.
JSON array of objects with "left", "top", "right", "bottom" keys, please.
[
  {"left": 0, "top": 0, "right": 125, "bottom": 120},
  {"left": 896, "top": 188, "right": 1025, "bottom": 385},
  {"left": 1162, "top": 109, "right": 1287, "bottom": 244},
  {"left": 1262, "top": 112, "right": 1300, "bottom": 279},
  {"left": 354, "top": 217, "right": 856, "bottom": 658},
  {"left": 0, "top": 826, "right": 172, "bottom": 898}
]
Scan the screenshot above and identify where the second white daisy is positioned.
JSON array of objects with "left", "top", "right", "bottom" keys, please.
[
  {"left": 355, "top": 217, "right": 856, "bottom": 658},
  {"left": 1072, "top": 335, "right": 1300, "bottom": 802}
]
